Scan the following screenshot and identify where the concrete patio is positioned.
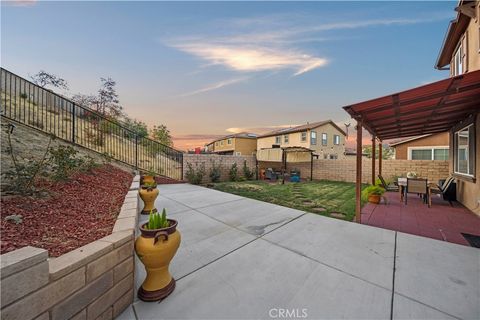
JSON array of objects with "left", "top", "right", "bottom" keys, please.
[{"left": 118, "top": 184, "right": 479, "bottom": 320}]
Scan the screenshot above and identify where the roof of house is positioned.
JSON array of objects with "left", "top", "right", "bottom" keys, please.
[
  {"left": 207, "top": 132, "right": 258, "bottom": 145},
  {"left": 258, "top": 120, "right": 347, "bottom": 138},
  {"left": 436, "top": 0, "right": 475, "bottom": 68},
  {"left": 389, "top": 134, "right": 434, "bottom": 147}
]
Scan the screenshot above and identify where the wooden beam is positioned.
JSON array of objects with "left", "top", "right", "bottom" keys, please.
[
  {"left": 378, "top": 139, "right": 383, "bottom": 177},
  {"left": 372, "top": 135, "right": 376, "bottom": 185},
  {"left": 355, "top": 120, "right": 363, "bottom": 223}
]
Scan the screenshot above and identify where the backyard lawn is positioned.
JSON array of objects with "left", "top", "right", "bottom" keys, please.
[{"left": 213, "top": 180, "right": 366, "bottom": 221}]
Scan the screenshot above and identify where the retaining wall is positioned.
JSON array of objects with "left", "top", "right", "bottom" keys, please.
[{"left": 0, "top": 176, "right": 140, "bottom": 320}]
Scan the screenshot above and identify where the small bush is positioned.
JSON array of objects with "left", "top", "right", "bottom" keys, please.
[
  {"left": 209, "top": 160, "right": 221, "bottom": 183},
  {"left": 242, "top": 160, "right": 255, "bottom": 180},
  {"left": 48, "top": 145, "right": 84, "bottom": 181},
  {"left": 20, "top": 93, "right": 28, "bottom": 100},
  {"left": 81, "top": 155, "right": 99, "bottom": 172},
  {"left": 185, "top": 163, "right": 206, "bottom": 185},
  {"left": 229, "top": 163, "right": 238, "bottom": 181},
  {"left": 28, "top": 119, "right": 44, "bottom": 129}
]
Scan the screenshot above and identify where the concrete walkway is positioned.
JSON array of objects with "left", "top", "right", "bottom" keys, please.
[{"left": 118, "top": 184, "right": 479, "bottom": 320}]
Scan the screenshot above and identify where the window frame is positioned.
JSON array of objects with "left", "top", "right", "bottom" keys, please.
[
  {"left": 301, "top": 131, "right": 307, "bottom": 142},
  {"left": 284, "top": 134, "right": 289, "bottom": 144},
  {"left": 310, "top": 131, "right": 317, "bottom": 145},
  {"left": 333, "top": 134, "right": 340, "bottom": 145},
  {"left": 321, "top": 133, "right": 328, "bottom": 146},
  {"left": 227, "top": 138, "right": 232, "bottom": 145},
  {"left": 452, "top": 40, "right": 464, "bottom": 76},
  {"left": 407, "top": 146, "right": 449, "bottom": 160},
  {"left": 454, "top": 123, "right": 476, "bottom": 178},
  {"left": 275, "top": 136, "right": 281, "bottom": 144}
]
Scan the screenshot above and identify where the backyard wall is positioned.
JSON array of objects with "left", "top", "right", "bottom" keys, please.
[
  {"left": 183, "top": 154, "right": 256, "bottom": 183},
  {"left": 0, "top": 176, "right": 140, "bottom": 320},
  {"left": 259, "top": 159, "right": 449, "bottom": 184}
]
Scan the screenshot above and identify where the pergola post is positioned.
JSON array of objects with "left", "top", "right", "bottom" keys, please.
[
  {"left": 378, "top": 139, "right": 383, "bottom": 177},
  {"left": 310, "top": 152, "right": 313, "bottom": 181},
  {"left": 371, "top": 135, "right": 376, "bottom": 185},
  {"left": 355, "top": 120, "right": 363, "bottom": 223}
]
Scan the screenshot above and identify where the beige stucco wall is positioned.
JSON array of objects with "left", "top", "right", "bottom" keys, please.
[
  {"left": 257, "top": 123, "right": 346, "bottom": 159},
  {"left": 453, "top": 115, "right": 480, "bottom": 215},
  {"left": 212, "top": 137, "right": 256, "bottom": 155},
  {"left": 465, "top": 3, "right": 480, "bottom": 72}
]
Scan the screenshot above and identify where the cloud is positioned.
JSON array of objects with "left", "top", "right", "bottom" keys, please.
[
  {"left": 172, "top": 43, "right": 328, "bottom": 76},
  {"left": 226, "top": 124, "right": 300, "bottom": 135},
  {"left": 4, "top": 0, "right": 36, "bottom": 6},
  {"left": 176, "top": 77, "right": 248, "bottom": 97}
]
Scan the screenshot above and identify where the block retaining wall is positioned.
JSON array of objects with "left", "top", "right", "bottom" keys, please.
[
  {"left": 258, "top": 159, "right": 449, "bottom": 184},
  {"left": 0, "top": 175, "right": 141, "bottom": 320},
  {"left": 183, "top": 154, "right": 257, "bottom": 183}
]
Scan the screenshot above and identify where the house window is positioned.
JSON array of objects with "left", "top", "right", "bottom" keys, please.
[
  {"left": 284, "top": 134, "right": 289, "bottom": 144},
  {"left": 455, "top": 124, "right": 475, "bottom": 176},
  {"left": 220, "top": 140, "right": 224, "bottom": 146},
  {"left": 333, "top": 135, "right": 340, "bottom": 145},
  {"left": 329, "top": 154, "right": 338, "bottom": 160},
  {"left": 321, "top": 133, "right": 328, "bottom": 146},
  {"left": 275, "top": 136, "right": 281, "bottom": 144},
  {"left": 301, "top": 131, "right": 307, "bottom": 142},
  {"left": 408, "top": 147, "right": 449, "bottom": 160},
  {"left": 227, "top": 138, "right": 232, "bottom": 145},
  {"left": 235, "top": 152, "right": 242, "bottom": 156},
  {"left": 310, "top": 131, "right": 317, "bottom": 145},
  {"left": 452, "top": 41, "right": 464, "bottom": 76},
  {"left": 215, "top": 142, "right": 219, "bottom": 147}
]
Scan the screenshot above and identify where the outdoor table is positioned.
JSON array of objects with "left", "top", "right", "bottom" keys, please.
[{"left": 397, "top": 178, "right": 435, "bottom": 204}]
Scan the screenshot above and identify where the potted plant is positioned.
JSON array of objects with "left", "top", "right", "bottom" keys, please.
[
  {"left": 406, "top": 171, "right": 418, "bottom": 179},
  {"left": 135, "top": 209, "right": 181, "bottom": 301},
  {"left": 362, "top": 185, "right": 386, "bottom": 204},
  {"left": 139, "top": 180, "right": 159, "bottom": 215},
  {"left": 141, "top": 168, "right": 156, "bottom": 185}
]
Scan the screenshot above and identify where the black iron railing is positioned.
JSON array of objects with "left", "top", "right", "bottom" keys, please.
[{"left": 0, "top": 68, "right": 183, "bottom": 180}]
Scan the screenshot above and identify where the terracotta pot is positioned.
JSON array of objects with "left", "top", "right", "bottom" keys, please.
[
  {"left": 141, "top": 175, "right": 156, "bottom": 185},
  {"left": 139, "top": 186, "right": 159, "bottom": 215},
  {"left": 135, "top": 219, "right": 181, "bottom": 302},
  {"left": 368, "top": 194, "right": 381, "bottom": 204}
]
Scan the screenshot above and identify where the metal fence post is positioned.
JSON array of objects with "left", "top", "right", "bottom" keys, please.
[
  {"left": 135, "top": 134, "right": 138, "bottom": 170},
  {"left": 72, "top": 103, "right": 76, "bottom": 143}
]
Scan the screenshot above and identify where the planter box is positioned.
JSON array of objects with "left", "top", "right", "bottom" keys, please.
[{"left": 0, "top": 175, "right": 140, "bottom": 320}]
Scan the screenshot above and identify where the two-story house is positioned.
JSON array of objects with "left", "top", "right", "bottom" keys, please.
[
  {"left": 206, "top": 133, "right": 258, "bottom": 155},
  {"left": 257, "top": 120, "right": 346, "bottom": 159}
]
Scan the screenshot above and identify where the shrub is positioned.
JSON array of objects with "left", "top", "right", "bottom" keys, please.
[
  {"left": 146, "top": 208, "right": 169, "bottom": 230},
  {"left": 48, "top": 145, "right": 84, "bottom": 181},
  {"left": 185, "top": 163, "right": 206, "bottom": 185},
  {"left": 20, "top": 93, "right": 28, "bottom": 100},
  {"left": 229, "top": 163, "right": 238, "bottom": 181},
  {"left": 242, "top": 160, "right": 255, "bottom": 180},
  {"left": 81, "top": 155, "right": 99, "bottom": 172},
  {"left": 209, "top": 160, "right": 221, "bottom": 183}
]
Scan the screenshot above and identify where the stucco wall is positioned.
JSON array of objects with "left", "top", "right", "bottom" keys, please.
[
  {"left": 465, "top": 2, "right": 480, "bottom": 73},
  {"left": 393, "top": 132, "right": 450, "bottom": 160}
]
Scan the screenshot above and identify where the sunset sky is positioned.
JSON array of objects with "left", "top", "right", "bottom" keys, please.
[{"left": 2, "top": 1, "right": 455, "bottom": 150}]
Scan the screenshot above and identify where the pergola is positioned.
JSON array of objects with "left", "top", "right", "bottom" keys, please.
[{"left": 343, "top": 70, "right": 480, "bottom": 222}]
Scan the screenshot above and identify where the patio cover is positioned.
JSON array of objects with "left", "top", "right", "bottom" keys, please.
[
  {"left": 343, "top": 70, "right": 480, "bottom": 140},
  {"left": 257, "top": 147, "right": 314, "bottom": 162}
]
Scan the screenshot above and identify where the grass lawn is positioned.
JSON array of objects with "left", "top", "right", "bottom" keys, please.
[{"left": 212, "top": 180, "right": 367, "bottom": 221}]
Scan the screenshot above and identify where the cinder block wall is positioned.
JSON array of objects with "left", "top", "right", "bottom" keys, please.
[
  {"left": 258, "top": 159, "right": 449, "bottom": 184},
  {"left": 0, "top": 176, "right": 140, "bottom": 320},
  {"left": 183, "top": 154, "right": 256, "bottom": 183}
]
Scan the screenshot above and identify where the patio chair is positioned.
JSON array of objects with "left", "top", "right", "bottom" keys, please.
[
  {"left": 378, "top": 175, "right": 399, "bottom": 192},
  {"left": 429, "top": 177, "right": 456, "bottom": 207},
  {"left": 405, "top": 178, "right": 428, "bottom": 206}
]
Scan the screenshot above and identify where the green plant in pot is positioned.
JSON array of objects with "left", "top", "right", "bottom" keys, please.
[
  {"left": 135, "top": 209, "right": 181, "bottom": 301},
  {"left": 362, "top": 185, "right": 386, "bottom": 204}
]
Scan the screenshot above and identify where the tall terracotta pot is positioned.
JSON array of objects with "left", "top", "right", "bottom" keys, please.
[
  {"left": 135, "top": 219, "right": 181, "bottom": 301},
  {"left": 139, "top": 186, "right": 159, "bottom": 215}
]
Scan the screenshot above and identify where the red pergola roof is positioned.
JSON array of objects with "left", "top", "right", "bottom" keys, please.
[{"left": 343, "top": 70, "right": 480, "bottom": 140}]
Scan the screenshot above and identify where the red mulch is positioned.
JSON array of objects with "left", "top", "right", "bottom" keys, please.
[
  {"left": 1, "top": 165, "right": 133, "bottom": 257},
  {"left": 155, "top": 176, "right": 185, "bottom": 185}
]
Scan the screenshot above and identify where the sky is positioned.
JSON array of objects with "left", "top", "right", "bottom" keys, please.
[{"left": 1, "top": 1, "right": 456, "bottom": 150}]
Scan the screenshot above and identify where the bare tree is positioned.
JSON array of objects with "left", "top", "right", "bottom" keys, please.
[
  {"left": 30, "top": 70, "right": 69, "bottom": 90},
  {"left": 71, "top": 93, "right": 97, "bottom": 108},
  {"left": 95, "top": 77, "right": 122, "bottom": 118}
]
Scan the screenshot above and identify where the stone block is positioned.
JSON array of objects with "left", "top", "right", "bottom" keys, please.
[
  {"left": 71, "top": 309, "right": 87, "bottom": 320},
  {"left": 113, "top": 256, "right": 134, "bottom": 283},
  {"left": 117, "top": 207, "right": 137, "bottom": 219},
  {"left": 51, "top": 271, "right": 113, "bottom": 320},
  {"left": 112, "top": 289, "right": 134, "bottom": 318},
  {"left": 86, "top": 274, "right": 133, "bottom": 320},
  {"left": 121, "top": 201, "right": 137, "bottom": 210},
  {"left": 86, "top": 243, "right": 132, "bottom": 282},
  {"left": 1, "top": 246, "right": 48, "bottom": 279},
  {"left": 112, "top": 217, "right": 136, "bottom": 233},
  {"left": 98, "top": 230, "right": 133, "bottom": 249},
  {"left": 1, "top": 261, "right": 49, "bottom": 307},
  {"left": 95, "top": 307, "right": 112, "bottom": 320},
  {"left": 49, "top": 241, "right": 113, "bottom": 281},
  {"left": 34, "top": 312, "right": 50, "bottom": 320},
  {"left": 1, "top": 267, "right": 85, "bottom": 320}
]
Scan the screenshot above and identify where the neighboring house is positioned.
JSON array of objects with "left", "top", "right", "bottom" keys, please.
[
  {"left": 390, "top": 132, "right": 450, "bottom": 160},
  {"left": 207, "top": 133, "right": 258, "bottom": 155},
  {"left": 436, "top": 0, "right": 480, "bottom": 75},
  {"left": 344, "top": 148, "right": 368, "bottom": 159},
  {"left": 257, "top": 120, "right": 346, "bottom": 160}
]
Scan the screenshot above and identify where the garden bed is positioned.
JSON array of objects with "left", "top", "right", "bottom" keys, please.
[{"left": 1, "top": 164, "right": 133, "bottom": 257}]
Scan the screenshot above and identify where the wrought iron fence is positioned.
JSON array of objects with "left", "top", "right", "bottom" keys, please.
[{"left": 0, "top": 67, "right": 183, "bottom": 180}]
